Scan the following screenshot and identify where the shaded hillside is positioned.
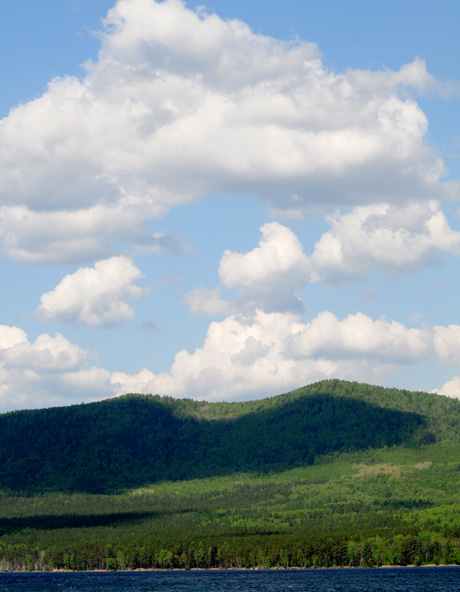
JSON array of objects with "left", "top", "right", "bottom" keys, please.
[{"left": 0, "top": 380, "right": 433, "bottom": 493}]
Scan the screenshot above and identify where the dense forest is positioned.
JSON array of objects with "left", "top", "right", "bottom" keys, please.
[
  {"left": 1, "top": 379, "right": 460, "bottom": 571},
  {"left": 0, "top": 380, "right": 435, "bottom": 493}
]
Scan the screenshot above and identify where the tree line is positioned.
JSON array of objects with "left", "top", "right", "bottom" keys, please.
[{"left": 1, "top": 533, "right": 459, "bottom": 571}]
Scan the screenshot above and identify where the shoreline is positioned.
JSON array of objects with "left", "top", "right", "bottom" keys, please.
[{"left": 1, "top": 564, "right": 454, "bottom": 574}]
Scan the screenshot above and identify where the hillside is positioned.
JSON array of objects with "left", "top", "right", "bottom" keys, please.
[
  {"left": 0, "top": 379, "right": 440, "bottom": 494},
  {"left": 2, "top": 380, "right": 460, "bottom": 571}
]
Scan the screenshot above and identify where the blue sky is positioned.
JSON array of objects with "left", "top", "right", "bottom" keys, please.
[{"left": 1, "top": 0, "right": 460, "bottom": 412}]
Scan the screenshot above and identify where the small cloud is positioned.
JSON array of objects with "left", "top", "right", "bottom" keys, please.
[
  {"left": 432, "top": 376, "right": 460, "bottom": 399},
  {"left": 138, "top": 320, "right": 160, "bottom": 332},
  {"left": 184, "top": 287, "right": 235, "bottom": 317},
  {"left": 362, "top": 285, "right": 380, "bottom": 301},
  {"left": 35, "top": 256, "right": 146, "bottom": 327},
  {"left": 133, "top": 232, "right": 188, "bottom": 256},
  {"left": 185, "top": 222, "right": 314, "bottom": 317},
  {"left": 218, "top": 222, "right": 314, "bottom": 314}
]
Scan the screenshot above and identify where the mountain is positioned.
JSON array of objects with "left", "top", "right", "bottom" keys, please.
[
  {"left": 0, "top": 379, "right": 451, "bottom": 494},
  {"left": 2, "top": 380, "right": 460, "bottom": 570}
]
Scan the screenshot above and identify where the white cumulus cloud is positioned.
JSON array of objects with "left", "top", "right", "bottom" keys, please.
[
  {"left": 219, "top": 222, "right": 314, "bottom": 313},
  {"left": 0, "top": 331, "right": 91, "bottom": 371},
  {"left": 186, "top": 222, "right": 314, "bottom": 316},
  {"left": 184, "top": 287, "right": 235, "bottom": 317},
  {"left": 433, "top": 376, "right": 460, "bottom": 399},
  {"left": 0, "top": 310, "right": 454, "bottom": 412},
  {"left": 433, "top": 324, "right": 460, "bottom": 367},
  {"left": 310, "top": 201, "right": 460, "bottom": 283},
  {"left": 0, "top": 325, "right": 28, "bottom": 350},
  {"left": 111, "top": 309, "right": 431, "bottom": 402},
  {"left": 0, "top": 0, "right": 456, "bottom": 263},
  {"left": 35, "top": 256, "right": 146, "bottom": 327},
  {"left": 0, "top": 326, "right": 113, "bottom": 412},
  {"left": 286, "top": 311, "right": 430, "bottom": 362},
  {"left": 186, "top": 205, "right": 460, "bottom": 317}
]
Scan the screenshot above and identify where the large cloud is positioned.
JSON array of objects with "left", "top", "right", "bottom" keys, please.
[
  {"left": 0, "top": 310, "right": 456, "bottom": 412},
  {"left": 111, "top": 309, "right": 431, "bottom": 401},
  {"left": 35, "top": 256, "right": 146, "bottom": 327},
  {"left": 0, "top": 0, "right": 456, "bottom": 263}
]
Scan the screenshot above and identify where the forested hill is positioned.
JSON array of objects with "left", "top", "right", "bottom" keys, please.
[{"left": 1, "top": 379, "right": 458, "bottom": 494}]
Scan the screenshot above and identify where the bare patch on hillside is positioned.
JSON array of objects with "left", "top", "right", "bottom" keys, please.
[{"left": 353, "top": 461, "right": 432, "bottom": 478}]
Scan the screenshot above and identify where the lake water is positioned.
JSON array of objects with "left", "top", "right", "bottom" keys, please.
[{"left": 0, "top": 567, "right": 459, "bottom": 592}]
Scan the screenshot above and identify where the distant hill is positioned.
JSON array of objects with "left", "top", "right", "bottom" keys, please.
[{"left": 1, "top": 379, "right": 453, "bottom": 494}]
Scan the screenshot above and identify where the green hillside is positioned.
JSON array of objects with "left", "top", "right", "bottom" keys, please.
[
  {"left": 1, "top": 379, "right": 460, "bottom": 571},
  {"left": 0, "top": 379, "right": 435, "bottom": 493}
]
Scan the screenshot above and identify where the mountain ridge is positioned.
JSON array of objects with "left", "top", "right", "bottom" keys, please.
[{"left": 0, "top": 379, "right": 453, "bottom": 494}]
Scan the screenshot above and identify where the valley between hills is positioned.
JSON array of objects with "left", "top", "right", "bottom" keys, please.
[{"left": 1, "top": 379, "right": 460, "bottom": 570}]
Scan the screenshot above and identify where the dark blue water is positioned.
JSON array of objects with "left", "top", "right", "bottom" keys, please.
[{"left": 0, "top": 567, "right": 459, "bottom": 592}]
